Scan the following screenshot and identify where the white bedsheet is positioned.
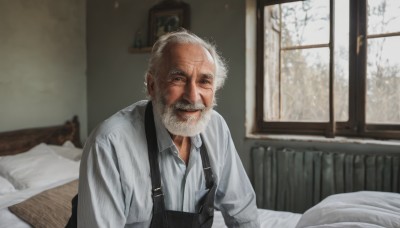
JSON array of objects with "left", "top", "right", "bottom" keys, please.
[
  {"left": 213, "top": 209, "right": 301, "bottom": 228},
  {"left": 0, "top": 208, "right": 30, "bottom": 228}
]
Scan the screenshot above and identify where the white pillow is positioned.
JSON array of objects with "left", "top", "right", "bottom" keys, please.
[
  {"left": 0, "top": 143, "right": 80, "bottom": 190},
  {"left": 295, "top": 191, "right": 400, "bottom": 228},
  {"left": 0, "top": 175, "right": 16, "bottom": 194},
  {"left": 48, "top": 141, "right": 83, "bottom": 161},
  {"left": 62, "top": 140, "right": 76, "bottom": 148}
]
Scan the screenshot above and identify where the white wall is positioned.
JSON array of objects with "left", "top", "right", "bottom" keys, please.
[{"left": 0, "top": 0, "right": 87, "bottom": 140}]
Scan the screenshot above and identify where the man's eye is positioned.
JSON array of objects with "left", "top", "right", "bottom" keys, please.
[
  {"left": 199, "top": 78, "right": 213, "bottom": 87},
  {"left": 200, "top": 79, "right": 211, "bottom": 84},
  {"left": 171, "top": 76, "right": 186, "bottom": 83}
]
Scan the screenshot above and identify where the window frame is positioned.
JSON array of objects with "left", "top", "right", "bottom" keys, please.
[{"left": 255, "top": 0, "right": 400, "bottom": 140}]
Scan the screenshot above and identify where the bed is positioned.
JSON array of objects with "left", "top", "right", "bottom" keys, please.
[
  {"left": 0, "top": 118, "right": 399, "bottom": 228},
  {"left": 0, "top": 117, "right": 82, "bottom": 228}
]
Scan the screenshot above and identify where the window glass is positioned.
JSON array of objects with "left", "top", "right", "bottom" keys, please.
[
  {"left": 281, "top": 48, "right": 330, "bottom": 122},
  {"left": 281, "top": 0, "right": 329, "bottom": 46},
  {"left": 334, "top": 0, "right": 349, "bottom": 121},
  {"left": 366, "top": 0, "right": 400, "bottom": 124},
  {"left": 263, "top": 4, "right": 281, "bottom": 121},
  {"left": 368, "top": 0, "right": 400, "bottom": 35},
  {"left": 263, "top": 0, "right": 337, "bottom": 122},
  {"left": 366, "top": 36, "right": 400, "bottom": 124}
]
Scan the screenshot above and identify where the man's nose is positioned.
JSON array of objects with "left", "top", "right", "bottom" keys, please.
[{"left": 183, "top": 81, "right": 200, "bottom": 104}]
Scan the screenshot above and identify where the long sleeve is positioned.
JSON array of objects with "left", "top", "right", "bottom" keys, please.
[
  {"left": 214, "top": 127, "right": 260, "bottom": 227},
  {"left": 77, "top": 137, "right": 127, "bottom": 228}
]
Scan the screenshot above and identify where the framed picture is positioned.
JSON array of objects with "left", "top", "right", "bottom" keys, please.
[{"left": 148, "top": 0, "right": 190, "bottom": 46}]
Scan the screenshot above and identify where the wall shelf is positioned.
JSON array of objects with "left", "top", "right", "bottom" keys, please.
[{"left": 128, "top": 47, "right": 152, "bottom": 53}]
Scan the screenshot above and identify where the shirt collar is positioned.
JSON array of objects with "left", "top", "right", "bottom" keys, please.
[
  {"left": 152, "top": 105, "right": 202, "bottom": 153},
  {"left": 191, "top": 134, "right": 202, "bottom": 148}
]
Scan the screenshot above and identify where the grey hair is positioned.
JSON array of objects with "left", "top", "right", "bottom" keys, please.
[{"left": 144, "top": 30, "right": 228, "bottom": 92}]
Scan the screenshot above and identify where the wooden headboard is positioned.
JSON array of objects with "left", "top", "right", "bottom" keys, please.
[{"left": 0, "top": 116, "right": 82, "bottom": 156}]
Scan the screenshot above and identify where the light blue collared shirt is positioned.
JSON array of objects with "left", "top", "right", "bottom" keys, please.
[{"left": 78, "top": 100, "right": 259, "bottom": 227}]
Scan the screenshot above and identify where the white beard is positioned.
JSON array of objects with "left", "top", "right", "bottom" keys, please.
[{"left": 153, "top": 95, "right": 214, "bottom": 137}]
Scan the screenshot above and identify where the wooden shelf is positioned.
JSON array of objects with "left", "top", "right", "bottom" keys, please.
[{"left": 128, "top": 47, "right": 152, "bottom": 53}]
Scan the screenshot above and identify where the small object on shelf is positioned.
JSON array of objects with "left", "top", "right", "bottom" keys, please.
[
  {"left": 129, "top": 30, "right": 152, "bottom": 53},
  {"left": 133, "top": 30, "right": 144, "bottom": 48}
]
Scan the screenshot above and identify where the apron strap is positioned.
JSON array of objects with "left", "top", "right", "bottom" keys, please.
[
  {"left": 145, "top": 101, "right": 168, "bottom": 228},
  {"left": 199, "top": 137, "right": 214, "bottom": 189}
]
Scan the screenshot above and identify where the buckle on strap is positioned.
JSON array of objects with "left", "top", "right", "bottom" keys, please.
[{"left": 152, "top": 187, "right": 164, "bottom": 197}]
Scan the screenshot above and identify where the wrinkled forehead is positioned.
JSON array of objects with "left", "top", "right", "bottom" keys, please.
[{"left": 162, "top": 43, "right": 216, "bottom": 69}]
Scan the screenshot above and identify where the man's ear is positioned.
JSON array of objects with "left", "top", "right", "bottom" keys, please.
[{"left": 146, "top": 73, "right": 155, "bottom": 98}]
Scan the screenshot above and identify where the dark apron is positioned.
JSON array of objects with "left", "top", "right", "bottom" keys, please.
[
  {"left": 145, "top": 102, "right": 216, "bottom": 228},
  {"left": 66, "top": 101, "right": 216, "bottom": 228}
]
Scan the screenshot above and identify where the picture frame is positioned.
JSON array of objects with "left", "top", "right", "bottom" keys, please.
[{"left": 148, "top": 0, "right": 190, "bottom": 46}]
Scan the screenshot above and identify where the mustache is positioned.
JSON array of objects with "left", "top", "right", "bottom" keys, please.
[{"left": 174, "top": 101, "right": 206, "bottom": 111}]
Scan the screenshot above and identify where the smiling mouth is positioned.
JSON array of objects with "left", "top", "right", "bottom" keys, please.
[
  {"left": 177, "top": 108, "right": 201, "bottom": 113},
  {"left": 173, "top": 102, "right": 206, "bottom": 116}
]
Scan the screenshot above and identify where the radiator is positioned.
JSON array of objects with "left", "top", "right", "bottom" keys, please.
[{"left": 251, "top": 146, "right": 400, "bottom": 213}]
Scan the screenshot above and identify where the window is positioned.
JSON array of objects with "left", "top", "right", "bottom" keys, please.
[{"left": 256, "top": 0, "right": 400, "bottom": 139}]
